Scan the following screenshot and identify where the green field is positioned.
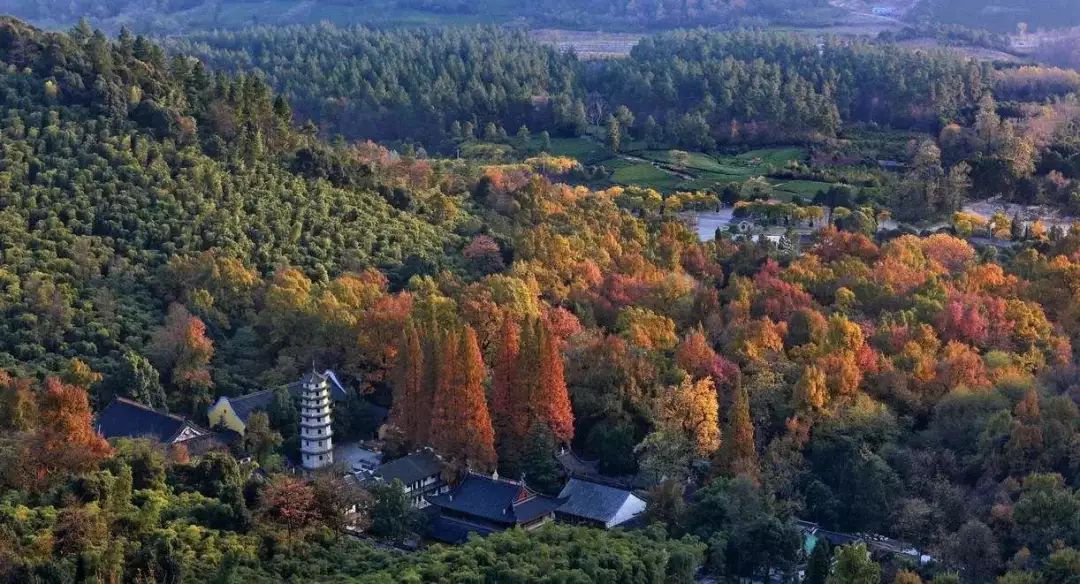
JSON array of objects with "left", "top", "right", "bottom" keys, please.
[
  {"left": 544, "top": 137, "right": 613, "bottom": 164},
  {"left": 640, "top": 150, "right": 737, "bottom": 175},
  {"left": 771, "top": 179, "right": 835, "bottom": 198},
  {"left": 610, "top": 145, "right": 811, "bottom": 192},
  {"left": 735, "top": 147, "right": 807, "bottom": 167},
  {"left": 528, "top": 135, "right": 836, "bottom": 195},
  {"left": 610, "top": 162, "right": 685, "bottom": 191}
]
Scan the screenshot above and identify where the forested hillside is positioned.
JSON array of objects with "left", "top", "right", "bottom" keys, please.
[
  {"left": 175, "top": 26, "right": 990, "bottom": 150},
  {"left": 0, "top": 17, "right": 1078, "bottom": 584},
  {"left": 170, "top": 26, "right": 581, "bottom": 149},
  {"left": 174, "top": 25, "right": 1080, "bottom": 223},
  {"left": 0, "top": 17, "right": 455, "bottom": 388}
]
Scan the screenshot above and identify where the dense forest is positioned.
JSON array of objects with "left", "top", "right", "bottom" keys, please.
[
  {"left": 170, "top": 26, "right": 581, "bottom": 150},
  {"left": 0, "top": 16, "right": 1079, "bottom": 584},
  {"left": 3, "top": 0, "right": 831, "bottom": 33},
  {"left": 174, "top": 25, "right": 1080, "bottom": 221},
  {"left": 174, "top": 26, "right": 989, "bottom": 148}
]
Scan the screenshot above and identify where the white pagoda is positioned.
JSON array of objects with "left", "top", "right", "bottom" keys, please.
[{"left": 300, "top": 370, "right": 334, "bottom": 471}]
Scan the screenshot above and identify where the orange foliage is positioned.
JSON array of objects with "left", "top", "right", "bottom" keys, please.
[
  {"left": 920, "top": 234, "right": 976, "bottom": 273},
  {"left": 676, "top": 328, "right": 738, "bottom": 388},
  {"left": 492, "top": 317, "right": 525, "bottom": 465},
  {"left": 390, "top": 321, "right": 427, "bottom": 446},
  {"left": 430, "top": 326, "right": 497, "bottom": 471},
  {"left": 537, "top": 320, "right": 575, "bottom": 444},
  {"left": 24, "top": 379, "right": 112, "bottom": 489},
  {"left": 935, "top": 341, "right": 990, "bottom": 391}
]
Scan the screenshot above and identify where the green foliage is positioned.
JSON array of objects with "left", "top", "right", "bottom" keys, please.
[
  {"left": 242, "top": 411, "right": 282, "bottom": 467},
  {"left": 170, "top": 26, "right": 581, "bottom": 152},
  {"left": 805, "top": 539, "right": 832, "bottom": 584},
  {"left": 0, "top": 17, "right": 456, "bottom": 380},
  {"left": 169, "top": 27, "right": 986, "bottom": 157},
  {"left": 520, "top": 423, "right": 565, "bottom": 495},
  {"left": 367, "top": 480, "right": 414, "bottom": 542},
  {"left": 359, "top": 524, "right": 706, "bottom": 583},
  {"left": 686, "top": 476, "right": 802, "bottom": 580},
  {"left": 826, "top": 544, "right": 880, "bottom": 584}
]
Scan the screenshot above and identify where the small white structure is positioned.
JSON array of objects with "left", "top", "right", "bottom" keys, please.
[
  {"left": 300, "top": 370, "right": 334, "bottom": 471},
  {"left": 556, "top": 477, "right": 647, "bottom": 529}
]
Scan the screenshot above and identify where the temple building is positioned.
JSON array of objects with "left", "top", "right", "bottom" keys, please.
[
  {"left": 425, "top": 472, "right": 564, "bottom": 543},
  {"left": 369, "top": 450, "right": 447, "bottom": 508},
  {"left": 555, "top": 477, "right": 646, "bottom": 529},
  {"left": 207, "top": 370, "right": 349, "bottom": 435},
  {"left": 97, "top": 397, "right": 206, "bottom": 445},
  {"left": 95, "top": 397, "right": 235, "bottom": 456}
]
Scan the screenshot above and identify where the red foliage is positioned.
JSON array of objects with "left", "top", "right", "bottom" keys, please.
[
  {"left": 676, "top": 328, "right": 738, "bottom": 388},
  {"left": 751, "top": 260, "right": 814, "bottom": 321},
  {"left": 463, "top": 235, "right": 505, "bottom": 274},
  {"left": 257, "top": 476, "right": 320, "bottom": 537},
  {"left": 811, "top": 227, "right": 880, "bottom": 263},
  {"left": 543, "top": 306, "right": 584, "bottom": 347},
  {"left": 938, "top": 294, "right": 990, "bottom": 346}
]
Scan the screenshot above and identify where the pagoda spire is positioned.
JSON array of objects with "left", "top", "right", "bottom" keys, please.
[{"left": 299, "top": 370, "right": 333, "bottom": 471}]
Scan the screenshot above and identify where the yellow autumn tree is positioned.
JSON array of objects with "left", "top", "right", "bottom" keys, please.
[
  {"left": 794, "top": 365, "right": 828, "bottom": 414},
  {"left": 655, "top": 377, "right": 721, "bottom": 457}
]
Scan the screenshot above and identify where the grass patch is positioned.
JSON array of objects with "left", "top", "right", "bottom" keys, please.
[
  {"left": 734, "top": 147, "right": 808, "bottom": 168},
  {"left": 639, "top": 150, "right": 733, "bottom": 174},
  {"left": 771, "top": 179, "right": 834, "bottom": 198},
  {"left": 610, "top": 163, "right": 683, "bottom": 190},
  {"left": 543, "top": 137, "right": 612, "bottom": 164}
]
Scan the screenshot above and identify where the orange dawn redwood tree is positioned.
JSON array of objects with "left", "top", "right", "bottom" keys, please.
[
  {"left": 430, "top": 326, "right": 497, "bottom": 472},
  {"left": 390, "top": 320, "right": 426, "bottom": 445},
  {"left": 537, "top": 319, "right": 574, "bottom": 444}
]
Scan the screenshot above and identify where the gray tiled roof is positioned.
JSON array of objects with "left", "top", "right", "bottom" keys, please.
[
  {"left": 96, "top": 398, "right": 199, "bottom": 443},
  {"left": 181, "top": 430, "right": 240, "bottom": 456},
  {"left": 427, "top": 473, "right": 564, "bottom": 526},
  {"left": 556, "top": 478, "right": 638, "bottom": 524},
  {"left": 374, "top": 451, "right": 442, "bottom": 486},
  {"left": 224, "top": 370, "right": 350, "bottom": 424},
  {"left": 228, "top": 389, "right": 277, "bottom": 424}
]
